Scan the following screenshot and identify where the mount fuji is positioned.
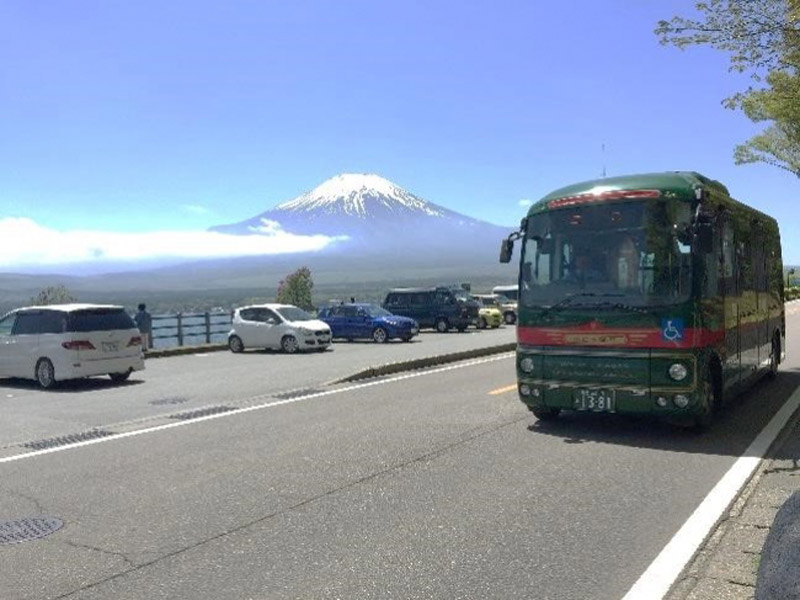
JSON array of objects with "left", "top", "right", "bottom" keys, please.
[{"left": 209, "top": 173, "right": 511, "bottom": 258}]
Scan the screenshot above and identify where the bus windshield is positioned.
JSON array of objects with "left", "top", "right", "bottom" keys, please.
[{"left": 520, "top": 199, "right": 693, "bottom": 308}]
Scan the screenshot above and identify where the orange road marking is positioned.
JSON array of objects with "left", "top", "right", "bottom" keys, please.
[{"left": 489, "top": 384, "right": 517, "bottom": 396}]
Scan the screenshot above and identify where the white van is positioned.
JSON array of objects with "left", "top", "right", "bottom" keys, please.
[
  {"left": 492, "top": 285, "right": 519, "bottom": 302},
  {"left": 0, "top": 304, "right": 145, "bottom": 389}
]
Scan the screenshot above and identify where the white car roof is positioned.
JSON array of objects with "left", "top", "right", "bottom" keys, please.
[{"left": 236, "top": 303, "right": 303, "bottom": 311}]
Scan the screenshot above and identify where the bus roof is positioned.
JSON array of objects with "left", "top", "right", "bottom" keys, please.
[{"left": 528, "top": 171, "right": 776, "bottom": 225}]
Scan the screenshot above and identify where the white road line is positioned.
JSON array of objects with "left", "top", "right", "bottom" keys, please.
[
  {"left": 0, "top": 353, "right": 513, "bottom": 465},
  {"left": 622, "top": 384, "right": 800, "bottom": 600}
]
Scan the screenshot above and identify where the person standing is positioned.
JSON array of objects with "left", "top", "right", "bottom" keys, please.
[{"left": 134, "top": 303, "right": 153, "bottom": 350}]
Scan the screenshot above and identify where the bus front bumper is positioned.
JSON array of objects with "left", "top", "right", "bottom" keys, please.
[{"left": 517, "top": 380, "right": 703, "bottom": 418}]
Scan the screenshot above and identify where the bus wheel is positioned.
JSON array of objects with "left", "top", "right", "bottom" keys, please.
[
  {"left": 768, "top": 334, "right": 780, "bottom": 379},
  {"left": 694, "top": 372, "right": 719, "bottom": 432},
  {"left": 531, "top": 407, "right": 561, "bottom": 421}
]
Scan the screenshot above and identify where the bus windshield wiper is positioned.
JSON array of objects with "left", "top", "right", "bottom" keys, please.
[{"left": 537, "top": 292, "right": 608, "bottom": 317}]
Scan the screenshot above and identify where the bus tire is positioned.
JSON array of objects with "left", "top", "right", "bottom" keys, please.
[
  {"left": 694, "top": 366, "right": 721, "bottom": 432},
  {"left": 768, "top": 333, "right": 780, "bottom": 379},
  {"left": 531, "top": 407, "right": 561, "bottom": 421}
]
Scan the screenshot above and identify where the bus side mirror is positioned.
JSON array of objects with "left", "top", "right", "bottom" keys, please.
[{"left": 500, "top": 239, "right": 514, "bottom": 263}]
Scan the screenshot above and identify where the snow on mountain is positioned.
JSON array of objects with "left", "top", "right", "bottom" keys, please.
[
  {"left": 210, "top": 173, "right": 499, "bottom": 237},
  {"left": 274, "top": 173, "right": 446, "bottom": 219}
]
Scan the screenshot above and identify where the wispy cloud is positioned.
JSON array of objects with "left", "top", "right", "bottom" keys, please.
[
  {"left": 518, "top": 199, "right": 532, "bottom": 207},
  {"left": 180, "top": 204, "right": 211, "bottom": 215},
  {"left": 0, "top": 217, "right": 348, "bottom": 269}
]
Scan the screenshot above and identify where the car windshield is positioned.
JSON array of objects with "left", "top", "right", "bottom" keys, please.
[
  {"left": 363, "top": 305, "right": 392, "bottom": 317},
  {"left": 520, "top": 199, "right": 693, "bottom": 309},
  {"left": 276, "top": 306, "right": 315, "bottom": 322}
]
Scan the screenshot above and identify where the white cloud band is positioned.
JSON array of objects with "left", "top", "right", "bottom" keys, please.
[{"left": 0, "top": 217, "right": 347, "bottom": 269}]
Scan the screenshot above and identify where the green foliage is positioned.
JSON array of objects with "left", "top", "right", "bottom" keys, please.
[
  {"left": 29, "top": 285, "right": 77, "bottom": 306},
  {"left": 275, "top": 267, "right": 314, "bottom": 310},
  {"left": 656, "top": 0, "right": 800, "bottom": 176},
  {"left": 786, "top": 286, "right": 800, "bottom": 300}
]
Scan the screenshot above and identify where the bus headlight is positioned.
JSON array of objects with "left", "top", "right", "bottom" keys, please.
[
  {"left": 668, "top": 363, "right": 688, "bottom": 381},
  {"left": 519, "top": 384, "right": 531, "bottom": 396},
  {"left": 656, "top": 396, "right": 668, "bottom": 408},
  {"left": 520, "top": 357, "right": 534, "bottom": 373}
]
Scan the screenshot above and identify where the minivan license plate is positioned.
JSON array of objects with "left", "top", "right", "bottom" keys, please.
[
  {"left": 573, "top": 388, "right": 615, "bottom": 412},
  {"left": 102, "top": 342, "right": 119, "bottom": 352}
]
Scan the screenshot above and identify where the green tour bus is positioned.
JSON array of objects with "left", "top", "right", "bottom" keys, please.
[{"left": 500, "top": 171, "right": 785, "bottom": 428}]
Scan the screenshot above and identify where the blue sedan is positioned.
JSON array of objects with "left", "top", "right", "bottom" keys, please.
[{"left": 317, "top": 303, "right": 419, "bottom": 343}]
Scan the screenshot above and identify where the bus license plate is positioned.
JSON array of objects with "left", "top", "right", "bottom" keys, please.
[{"left": 573, "top": 389, "right": 616, "bottom": 412}]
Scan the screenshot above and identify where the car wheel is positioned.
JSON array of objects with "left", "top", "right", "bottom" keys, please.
[
  {"left": 109, "top": 371, "right": 131, "bottom": 383},
  {"left": 372, "top": 327, "right": 388, "bottom": 343},
  {"left": 228, "top": 335, "right": 244, "bottom": 353},
  {"left": 281, "top": 335, "right": 299, "bottom": 354},
  {"left": 435, "top": 318, "right": 449, "bottom": 333},
  {"left": 504, "top": 312, "right": 516, "bottom": 324},
  {"left": 478, "top": 317, "right": 487, "bottom": 329},
  {"left": 531, "top": 407, "right": 560, "bottom": 421},
  {"left": 35, "top": 358, "right": 56, "bottom": 389}
]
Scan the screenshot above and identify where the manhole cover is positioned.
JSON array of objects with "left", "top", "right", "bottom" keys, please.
[{"left": 0, "top": 518, "right": 64, "bottom": 545}]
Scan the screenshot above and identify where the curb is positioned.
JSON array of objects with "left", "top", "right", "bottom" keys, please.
[
  {"left": 144, "top": 343, "right": 229, "bottom": 359},
  {"left": 328, "top": 342, "right": 517, "bottom": 384}
]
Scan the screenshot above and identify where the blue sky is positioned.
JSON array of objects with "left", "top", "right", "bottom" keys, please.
[{"left": 1, "top": 0, "right": 798, "bottom": 268}]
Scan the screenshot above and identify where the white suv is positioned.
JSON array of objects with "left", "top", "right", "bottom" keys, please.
[
  {"left": 228, "top": 303, "right": 331, "bottom": 354},
  {"left": 0, "top": 304, "right": 145, "bottom": 389}
]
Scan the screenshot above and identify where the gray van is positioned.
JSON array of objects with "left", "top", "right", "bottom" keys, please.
[{"left": 382, "top": 287, "right": 479, "bottom": 332}]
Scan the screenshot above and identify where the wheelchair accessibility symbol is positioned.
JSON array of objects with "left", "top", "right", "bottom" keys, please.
[{"left": 661, "top": 318, "right": 684, "bottom": 342}]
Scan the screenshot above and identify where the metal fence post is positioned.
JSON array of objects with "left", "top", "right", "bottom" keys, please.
[
  {"left": 177, "top": 312, "right": 184, "bottom": 347},
  {"left": 204, "top": 312, "right": 211, "bottom": 344}
]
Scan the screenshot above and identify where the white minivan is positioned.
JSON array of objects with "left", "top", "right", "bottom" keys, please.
[{"left": 0, "top": 304, "right": 145, "bottom": 389}]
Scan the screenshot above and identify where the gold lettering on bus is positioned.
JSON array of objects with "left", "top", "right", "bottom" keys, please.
[{"left": 563, "top": 334, "right": 629, "bottom": 345}]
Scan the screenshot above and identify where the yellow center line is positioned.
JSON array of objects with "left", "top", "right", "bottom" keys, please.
[{"left": 489, "top": 384, "right": 518, "bottom": 396}]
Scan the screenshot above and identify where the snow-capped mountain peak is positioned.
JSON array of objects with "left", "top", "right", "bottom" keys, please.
[{"left": 274, "top": 173, "right": 446, "bottom": 219}]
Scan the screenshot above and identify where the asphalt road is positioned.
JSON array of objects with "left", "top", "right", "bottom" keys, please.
[
  {"left": 0, "top": 326, "right": 514, "bottom": 452},
  {"left": 0, "top": 307, "right": 797, "bottom": 600}
]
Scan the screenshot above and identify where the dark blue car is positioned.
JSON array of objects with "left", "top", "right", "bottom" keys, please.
[{"left": 317, "top": 303, "right": 419, "bottom": 343}]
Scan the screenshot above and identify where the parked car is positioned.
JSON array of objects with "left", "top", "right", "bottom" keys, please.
[
  {"left": 474, "top": 293, "right": 516, "bottom": 325},
  {"left": 382, "top": 287, "right": 479, "bottom": 332},
  {"left": 0, "top": 304, "right": 145, "bottom": 389},
  {"left": 317, "top": 303, "right": 419, "bottom": 343},
  {"left": 228, "top": 304, "right": 331, "bottom": 353},
  {"left": 470, "top": 296, "right": 503, "bottom": 329},
  {"left": 492, "top": 284, "right": 519, "bottom": 303}
]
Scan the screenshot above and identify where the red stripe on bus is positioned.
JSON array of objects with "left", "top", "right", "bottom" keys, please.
[{"left": 517, "top": 326, "right": 725, "bottom": 349}]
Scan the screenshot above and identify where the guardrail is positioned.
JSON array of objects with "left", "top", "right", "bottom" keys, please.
[{"left": 149, "top": 311, "right": 232, "bottom": 349}]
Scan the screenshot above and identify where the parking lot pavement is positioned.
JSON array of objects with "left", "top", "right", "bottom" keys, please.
[{"left": 666, "top": 408, "right": 800, "bottom": 600}]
